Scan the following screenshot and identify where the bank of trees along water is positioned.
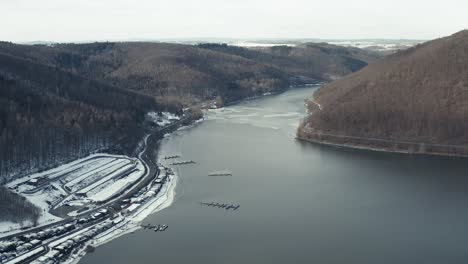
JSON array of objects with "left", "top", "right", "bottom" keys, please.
[
  {"left": 0, "top": 52, "right": 158, "bottom": 183},
  {"left": 301, "top": 30, "right": 468, "bottom": 155}
]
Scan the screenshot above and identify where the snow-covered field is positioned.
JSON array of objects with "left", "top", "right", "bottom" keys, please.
[
  {"left": 87, "top": 169, "right": 144, "bottom": 202},
  {"left": 327, "top": 39, "right": 422, "bottom": 51},
  {"left": 0, "top": 221, "right": 29, "bottom": 234},
  {"left": 147, "top": 112, "right": 180, "bottom": 127},
  {"left": 63, "top": 159, "right": 122, "bottom": 192}
]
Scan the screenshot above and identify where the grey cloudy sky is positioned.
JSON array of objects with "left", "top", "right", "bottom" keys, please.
[{"left": 1, "top": 0, "right": 467, "bottom": 42}]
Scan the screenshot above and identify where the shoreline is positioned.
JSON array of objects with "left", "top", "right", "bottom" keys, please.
[
  {"left": 296, "top": 136, "right": 468, "bottom": 159},
  {"left": 300, "top": 86, "right": 468, "bottom": 159},
  {"left": 0, "top": 123, "right": 183, "bottom": 263},
  {"left": 64, "top": 84, "right": 317, "bottom": 263},
  {"left": 65, "top": 172, "right": 178, "bottom": 264},
  {"left": 62, "top": 130, "right": 186, "bottom": 264},
  {"left": 71, "top": 85, "right": 319, "bottom": 259},
  {"left": 63, "top": 116, "right": 202, "bottom": 264}
]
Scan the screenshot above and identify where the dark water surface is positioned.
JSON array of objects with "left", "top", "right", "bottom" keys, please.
[{"left": 81, "top": 86, "right": 468, "bottom": 264}]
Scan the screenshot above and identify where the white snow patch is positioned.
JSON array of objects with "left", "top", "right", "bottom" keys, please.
[
  {"left": 147, "top": 112, "right": 180, "bottom": 127},
  {"left": 88, "top": 169, "right": 144, "bottom": 202},
  {"left": 6, "top": 154, "right": 130, "bottom": 188}
]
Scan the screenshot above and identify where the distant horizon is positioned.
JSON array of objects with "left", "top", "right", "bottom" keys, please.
[
  {"left": 2, "top": 0, "right": 467, "bottom": 43},
  {"left": 10, "top": 37, "right": 427, "bottom": 45}
]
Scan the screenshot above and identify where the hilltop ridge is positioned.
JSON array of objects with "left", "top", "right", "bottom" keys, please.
[{"left": 299, "top": 30, "right": 468, "bottom": 156}]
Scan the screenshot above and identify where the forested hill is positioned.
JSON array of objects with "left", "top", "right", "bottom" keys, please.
[
  {"left": 298, "top": 30, "right": 468, "bottom": 156},
  {"left": 0, "top": 51, "right": 159, "bottom": 182},
  {"left": 197, "top": 42, "right": 380, "bottom": 81},
  {"left": 0, "top": 41, "right": 379, "bottom": 105},
  {"left": 0, "top": 41, "right": 378, "bottom": 182}
]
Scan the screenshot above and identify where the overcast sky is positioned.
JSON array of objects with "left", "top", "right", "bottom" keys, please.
[{"left": 1, "top": 0, "right": 467, "bottom": 42}]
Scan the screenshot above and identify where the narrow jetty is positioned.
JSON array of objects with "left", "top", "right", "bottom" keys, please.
[
  {"left": 141, "top": 224, "right": 169, "bottom": 232},
  {"left": 199, "top": 202, "right": 240, "bottom": 210},
  {"left": 164, "top": 155, "right": 180, "bottom": 159},
  {"left": 171, "top": 160, "right": 196, "bottom": 165},
  {"left": 208, "top": 170, "right": 232, "bottom": 176},
  {"left": 208, "top": 174, "right": 232, "bottom": 176}
]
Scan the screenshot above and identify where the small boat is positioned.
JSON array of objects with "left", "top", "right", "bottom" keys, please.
[
  {"left": 159, "top": 224, "right": 168, "bottom": 231},
  {"left": 154, "top": 225, "right": 160, "bottom": 232}
]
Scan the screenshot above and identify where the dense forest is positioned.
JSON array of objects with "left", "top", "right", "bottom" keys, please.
[
  {"left": 0, "top": 52, "right": 159, "bottom": 183},
  {"left": 198, "top": 42, "right": 380, "bottom": 80},
  {"left": 0, "top": 186, "right": 40, "bottom": 225},
  {"left": 299, "top": 30, "right": 468, "bottom": 155},
  {"left": 0, "top": 41, "right": 379, "bottom": 106}
]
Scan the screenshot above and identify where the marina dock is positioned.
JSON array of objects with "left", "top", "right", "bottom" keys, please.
[
  {"left": 140, "top": 224, "right": 169, "bottom": 232},
  {"left": 199, "top": 202, "right": 240, "bottom": 210},
  {"left": 164, "top": 155, "right": 180, "bottom": 160},
  {"left": 171, "top": 160, "right": 196, "bottom": 165}
]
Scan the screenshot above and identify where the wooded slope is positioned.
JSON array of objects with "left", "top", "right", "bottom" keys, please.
[{"left": 300, "top": 30, "right": 468, "bottom": 153}]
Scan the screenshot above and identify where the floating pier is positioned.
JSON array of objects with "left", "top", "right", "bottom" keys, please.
[
  {"left": 141, "top": 224, "right": 169, "bottom": 232},
  {"left": 171, "top": 160, "right": 196, "bottom": 165},
  {"left": 208, "top": 170, "right": 232, "bottom": 177},
  {"left": 199, "top": 202, "right": 240, "bottom": 210},
  {"left": 164, "top": 155, "right": 180, "bottom": 160}
]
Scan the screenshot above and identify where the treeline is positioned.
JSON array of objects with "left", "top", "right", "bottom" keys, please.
[
  {"left": 0, "top": 186, "right": 40, "bottom": 225},
  {"left": 0, "top": 41, "right": 378, "bottom": 106},
  {"left": 198, "top": 42, "right": 379, "bottom": 81},
  {"left": 58, "top": 42, "right": 292, "bottom": 103},
  {"left": 0, "top": 52, "right": 159, "bottom": 182}
]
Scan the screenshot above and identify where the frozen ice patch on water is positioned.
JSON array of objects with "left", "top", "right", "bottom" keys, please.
[
  {"left": 263, "top": 112, "right": 300, "bottom": 118},
  {"left": 224, "top": 113, "right": 260, "bottom": 119}
]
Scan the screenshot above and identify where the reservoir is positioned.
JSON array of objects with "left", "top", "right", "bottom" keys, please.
[{"left": 81, "top": 86, "right": 468, "bottom": 264}]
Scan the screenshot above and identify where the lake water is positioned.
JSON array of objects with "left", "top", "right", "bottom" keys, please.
[{"left": 81, "top": 86, "right": 468, "bottom": 264}]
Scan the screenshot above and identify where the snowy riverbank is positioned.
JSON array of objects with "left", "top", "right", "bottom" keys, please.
[
  {"left": 62, "top": 171, "right": 178, "bottom": 264},
  {"left": 58, "top": 125, "right": 192, "bottom": 264}
]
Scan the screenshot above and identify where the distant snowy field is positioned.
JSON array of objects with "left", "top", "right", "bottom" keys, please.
[
  {"left": 229, "top": 39, "right": 422, "bottom": 52},
  {"left": 327, "top": 39, "right": 423, "bottom": 51}
]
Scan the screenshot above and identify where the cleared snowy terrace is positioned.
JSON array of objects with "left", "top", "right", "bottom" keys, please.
[
  {"left": 7, "top": 154, "right": 130, "bottom": 189},
  {"left": 71, "top": 160, "right": 136, "bottom": 194},
  {"left": 147, "top": 112, "right": 180, "bottom": 127},
  {"left": 88, "top": 169, "right": 145, "bottom": 202},
  {"left": 7, "top": 154, "right": 144, "bottom": 228}
]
